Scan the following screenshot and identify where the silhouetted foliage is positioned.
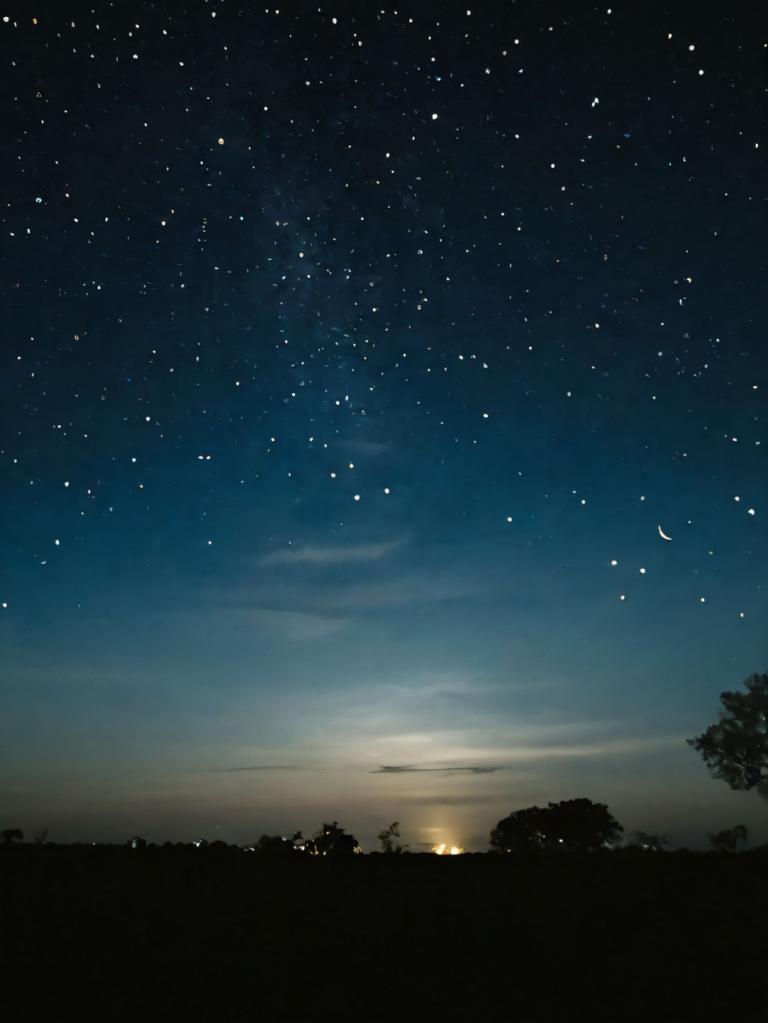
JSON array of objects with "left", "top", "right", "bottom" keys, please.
[
  {"left": 688, "top": 672, "right": 768, "bottom": 798},
  {"left": 491, "top": 799, "right": 623, "bottom": 852},
  {"left": 314, "top": 821, "right": 360, "bottom": 855},
  {"left": 254, "top": 834, "right": 295, "bottom": 856},
  {"left": 709, "top": 825, "right": 749, "bottom": 853},
  {"left": 34, "top": 827, "right": 49, "bottom": 845},
  {"left": 545, "top": 799, "right": 624, "bottom": 850},
  {"left": 377, "top": 821, "right": 407, "bottom": 854},
  {"left": 490, "top": 805, "right": 549, "bottom": 852},
  {"left": 633, "top": 831, "right": 669, "bottom": 852},
  {"left": 1, "top": 828, "right": 24, "bottom": 844},
  {"left": 289, "top": 830, "right": 315, "bottom": 853}
]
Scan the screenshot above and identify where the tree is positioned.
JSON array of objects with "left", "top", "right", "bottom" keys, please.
[
  {"left": 490, "top": 799, "right": 623, "bottom": 852},
  {"left": 688, "top": 673, "right": 768, "bottom": 798},
  {"left": 709, "top": 825, "right": 749, "bottom": 853},
  {"left": 254, "top": 834, "right": 295, "bottom": 856},
  {"left": 543, "top": 799, "right": 624, "bottom": 850},
  {"left": 1, "top": 828, "right": 23, "bottom": 844},
  {"left": 490, "top": 805, "right": 549, "bottom": 852},
  {"left": 377, "top": 821, "right": 407, "bottom": 854},
  {"left": 633, "top": 831, "right": 669, "bottom": 852},
  {"left": 314, "top": 821, "right": 360, "bottom": 855}
]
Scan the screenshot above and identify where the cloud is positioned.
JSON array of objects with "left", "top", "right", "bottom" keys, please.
[
  {"left": 404, "top": 794, "right": 499, "bottom": 806},
  {"left": 321, "top": 573, "right": 483, "bottom": 610},
  {"left": 495, "top": 735, "right": 684, "bottom": 761},
  {"left": 259, "top": 540, "right": 403, "bottom": 567},
  {"left": 337, "top": 438, "right": 392, "bottom": 457},
  {"left": 249, "top": 608, "right": 347, "bottom": 639},
  {"left": 211, "top": 765, "right": 299, "bottom": 773},
  {"left": 372, "top": 764, "right": 502, "bottom": 775}
]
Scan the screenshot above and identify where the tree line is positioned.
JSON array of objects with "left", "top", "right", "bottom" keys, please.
[{"left": 3, "top": 671, "right": 766, "bottom": 854}]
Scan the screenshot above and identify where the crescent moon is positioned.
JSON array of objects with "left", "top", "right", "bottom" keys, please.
[{"left": 657, "top": 524, "right": 672, "bottom": 541}]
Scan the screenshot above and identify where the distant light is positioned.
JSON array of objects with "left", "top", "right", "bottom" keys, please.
[{"left": 433, "top": 842, "right": 464, "bottom": 855}]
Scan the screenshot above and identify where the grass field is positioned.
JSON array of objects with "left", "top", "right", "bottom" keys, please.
[{"left": 2, "top": 846, "right": 765, "bottom": 1021}]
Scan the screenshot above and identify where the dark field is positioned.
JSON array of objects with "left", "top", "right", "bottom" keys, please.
[{"left": 2, "top": 847, "right": 765, "bottom": 1021}]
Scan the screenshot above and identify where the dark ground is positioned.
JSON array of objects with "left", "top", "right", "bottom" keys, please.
[{"left": 1, "top": 846, "right": 765, "bottom": 1022}]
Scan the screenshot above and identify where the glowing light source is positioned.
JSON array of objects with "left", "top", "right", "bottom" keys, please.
[{"left": 432, "top": 843, "right": 464, "bottom": 856}]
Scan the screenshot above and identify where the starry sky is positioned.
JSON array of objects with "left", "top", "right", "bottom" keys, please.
[{"left": 1, "top": 1, "right": 766, "bottom": 851}]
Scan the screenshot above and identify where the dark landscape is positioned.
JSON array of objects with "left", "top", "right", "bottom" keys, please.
[{"left": 3, "top": 842, "right": 767, "bottom": 1021}]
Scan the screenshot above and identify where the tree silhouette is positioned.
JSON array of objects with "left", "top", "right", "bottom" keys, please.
[
  {"left": 633, "top": 831, "right": 669, "bottom": 852},
  {"left": 254, "top": 834, "right": 295, "bottom": 856},
  {"left": 490, "top": 805, "right": 548, "bottom": 852},
  {"left": 1, "top": 828, "right": 23, "bottom": 844},
  {"left": 290, "top": 830, "right": 309, "bottom": 852},
  {"left": 377, "top": 821, "right": 407, "bottom": 854},
  {"left": 687, "top": 672, "right": 768, "bottom": 799},
  {"left": 491, "top": 799, "right": 623, "bottom": 852},
  {"left": 543, "top": 799, "right": 624, "bottom": 850},
  {"left": 709, "top": 825, "right": 749, "bottom": 853},
  {"left": 314, "top": 821, "right": 360, "bottom": 855}
]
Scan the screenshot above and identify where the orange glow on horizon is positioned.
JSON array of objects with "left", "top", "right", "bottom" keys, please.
[{"left": 432, "top": 843, "right": 464, "bottom": 856}]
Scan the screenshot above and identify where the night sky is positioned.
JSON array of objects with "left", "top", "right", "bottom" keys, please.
[{"left": 1, "top": 1, "right": 766, "bottom": 851}]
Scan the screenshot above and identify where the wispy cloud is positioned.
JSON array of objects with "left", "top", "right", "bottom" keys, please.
[
  {"left": 211, "top": 764, "right": 299, "bottom": 773},
  {"left": 321, "top": 573, "right": 483, "bottom": 610},
  {"left": 495, "top": 735, "right": 684, "bottom": 762},
  {"left": 372, "top": 764, "right": 502, "bottom": 775},
  {"left": 259, "top": 540, "right": 403, "bottom": 567},
  {"left": 249, "top": 608, "right": 347, "bottom": 639},
  {"left": 404, "top": 794, "right": 498, "bottom": 806},
  {"left": 337, "top": 438, "right": 392, "bottom": 457}
]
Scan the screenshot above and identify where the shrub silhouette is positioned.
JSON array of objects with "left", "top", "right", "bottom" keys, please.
[
  {"left": 254, "top": 834, "right": 295, "bottom": 856},
  {"left": 313, "top": 821, "right": 360, "bottom": 855},
  {"left": 709, "top": 825, "right": 749, "bottom": 853},
  {"left": 377, "top": 821, "right": 407, "bottom": 854},
  {"left": 633, "top": 831, "right": 669, "bottom": 852}
]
